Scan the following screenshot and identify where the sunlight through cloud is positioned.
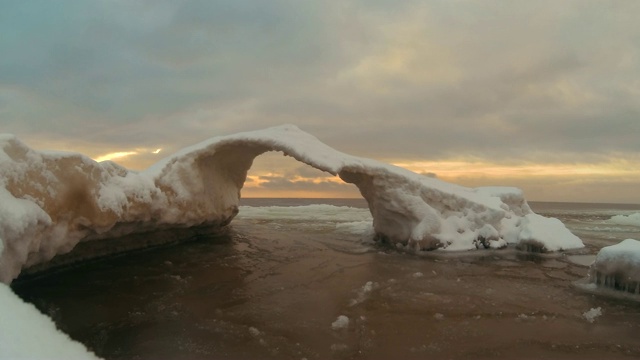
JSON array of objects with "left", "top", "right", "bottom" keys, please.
[{"left": 94, "top": 151, "right": 138, "bottom": 163}]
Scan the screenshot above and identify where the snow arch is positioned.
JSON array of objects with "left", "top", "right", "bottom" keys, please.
[{"left": 0, "top": 125, "right": 583, "bottom": 283}]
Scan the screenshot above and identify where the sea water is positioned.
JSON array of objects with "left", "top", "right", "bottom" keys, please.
[{"left": 12, "top": 200, "right": 640, "bottom": 359}]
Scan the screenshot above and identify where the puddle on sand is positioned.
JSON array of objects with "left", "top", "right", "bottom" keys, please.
[{"left": 567, "top": 255, "right": 596, "bottom": 267}]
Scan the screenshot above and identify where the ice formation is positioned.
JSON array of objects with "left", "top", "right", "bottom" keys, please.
[
  {"left": 0, "top": 124, "right": 583, "bottom": 283},
  {"left": 0, "top": 283, "right": 100, "bottom": 359},
  {"left": 589, "top": 239, "right": 640, "bottom": 294},
  {"left": 608, "top": 213, "right": 640, "bottom": 227}
]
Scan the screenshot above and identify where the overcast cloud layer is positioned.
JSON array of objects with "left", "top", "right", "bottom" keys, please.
[{"left": 1, "top": 1, "right": 639, "bottom": 203}]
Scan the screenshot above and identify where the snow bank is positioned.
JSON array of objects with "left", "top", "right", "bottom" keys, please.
[
  {"left": 589, "top": 239, "right": 640, "bottom": 294},
  {"left": 0, "top": 125, "right": 582, "bottom": 283},
  {"left": 0, "top": 283, "right": 100, "bottom": 359}
]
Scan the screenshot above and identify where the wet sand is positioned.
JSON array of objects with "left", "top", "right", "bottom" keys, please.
[{"left": 12, "top": 220, "right": 640, "bottom": 359}]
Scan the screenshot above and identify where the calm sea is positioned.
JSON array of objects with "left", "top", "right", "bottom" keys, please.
[{"left": 12, "top": 199, "right": 640, "bottom": 359}]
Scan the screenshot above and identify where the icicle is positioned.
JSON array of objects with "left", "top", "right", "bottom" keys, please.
[{"left": 590, "top": 239, "right": 640, "bottom": 297}]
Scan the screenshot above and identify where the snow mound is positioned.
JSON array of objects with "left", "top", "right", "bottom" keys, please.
[
  {"left": 589, "top": 239, "right": 640, "bottom": 294},
  {"left": 0, "top": 283, "right": 100, "bottom": 359},
  {"left": 0, "top": 125, "right": 582, "bottom": 283}
]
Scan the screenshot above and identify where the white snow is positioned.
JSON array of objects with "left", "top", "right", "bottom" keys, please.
[
  {"left": 589, "top": 239, "right": 640, "bottom": 294},
  {"left": 516, "top": 214, "right": 584, "bottom": 252},
  {"left": 331, "top": 315, "right": 350, "bottom": 330},
  {"left": 0, "top": 283, "right": 100, "bottom": 359},
  {"left": 582, "top": 307, "right": 602, "bottom": 323}
]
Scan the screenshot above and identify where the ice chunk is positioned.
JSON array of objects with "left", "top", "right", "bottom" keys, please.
[
  {"left": 349, "top": 281, "right": 378, "bottom": 306},
  {"left": 608, "top": 213, "right": 640, "bottom": 227},
  {"left": 589, "top": 239, "right": 640, "bottom": 294},
  {"left": 331, "top": 315, "right": 350, "bottom": 330},
  {"left": 248, "top": 327, "right": 261, "bottom": 337},
  {"left": 567, "top": 255, "right": 596, "bottom": 267},
  {"left": 583, "top": 307, "right": 602, "bottom": 323}
]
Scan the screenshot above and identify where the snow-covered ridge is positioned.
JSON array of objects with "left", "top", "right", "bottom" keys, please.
[{"left": 0, "top": 125, "right": 583, "bottom": 283}]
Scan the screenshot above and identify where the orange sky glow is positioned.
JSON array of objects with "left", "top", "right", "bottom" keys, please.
[{"left": 84, "top": 148, "right": 640, "bottom": 203}]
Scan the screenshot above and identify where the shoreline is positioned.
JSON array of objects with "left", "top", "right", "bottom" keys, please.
[{"left": 12, "top": 222, "right": 640, "bottom": 359}]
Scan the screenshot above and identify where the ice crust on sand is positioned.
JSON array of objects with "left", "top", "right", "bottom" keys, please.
[
  {"left": 589, "top": 239, "right": 640, "bottom": 294},
  {"left": 0, "top": 125, "right": 582, "bottom": 283}
]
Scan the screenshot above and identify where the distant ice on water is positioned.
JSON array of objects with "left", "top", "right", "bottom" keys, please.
[
  {"left": 0, "top": 283, "right": 100, "bottom": 359},
  {"left": 607, "top": 213, "right": 640, "bottom": 227}
]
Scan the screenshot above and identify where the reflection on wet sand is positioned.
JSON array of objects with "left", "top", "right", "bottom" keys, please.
[{"left": 12, "top": 219, "right": 640, "bottom": 359}]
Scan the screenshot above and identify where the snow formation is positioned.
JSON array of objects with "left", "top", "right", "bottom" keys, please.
[
  {"left": 589, "top": 239, "right": 640, "bottom": 294},
  {"left": 0, "top": 283, "right": 100, "bottom": 359},
  {"left": 0, "top": 124, "right": 583, "bottom": 283}
]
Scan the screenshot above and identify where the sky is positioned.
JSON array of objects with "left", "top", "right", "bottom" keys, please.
[{"left": 1, "top": 0, "right": 639, "bottom": 203}]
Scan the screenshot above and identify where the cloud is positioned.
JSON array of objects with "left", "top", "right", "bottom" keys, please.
[
  {"left": 1, "top": 1, "right": 639, "bottom": 202},
  {"left": 241, "top": 152, "right": 359, "bottom": 197}
]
